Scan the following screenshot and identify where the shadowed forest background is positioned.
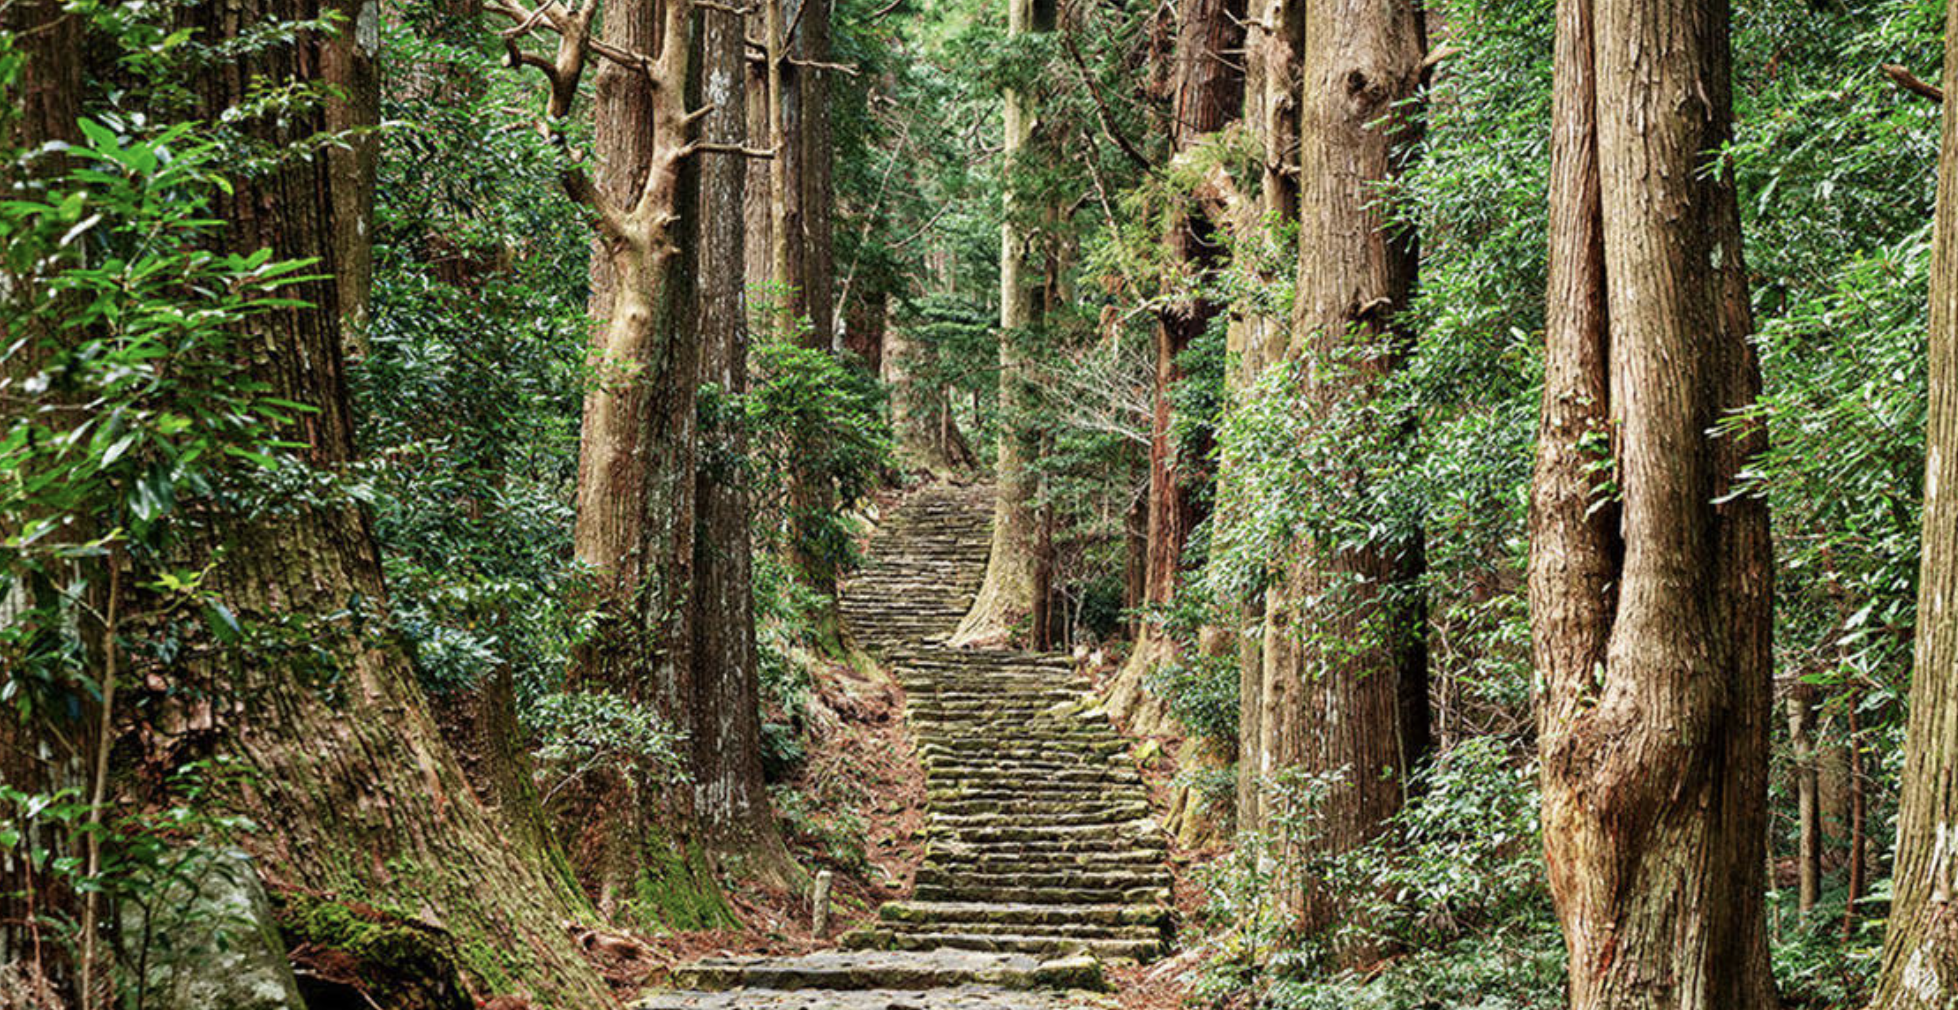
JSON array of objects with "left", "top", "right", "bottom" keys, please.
[{"left": 5, "top": 0, "right": 1958, "bottom": 1007}]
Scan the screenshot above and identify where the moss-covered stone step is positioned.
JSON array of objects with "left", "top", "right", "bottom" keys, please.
[
  {"left": 920, "top": 857, "right": 1166, "bottom": 880},
  {"left": 926, "top": 802, "right": 1151, "bottom": 826},
  {"left": 926, "top": 808, "right": 1152, "bottom": 833}
]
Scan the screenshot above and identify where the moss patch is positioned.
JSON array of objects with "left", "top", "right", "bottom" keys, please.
[
  {"left": 274, "top": 893, "right": 474, "bottom": 1010},
  {"left": 631, "top": 835, "right": 738, "bottom": 932}
]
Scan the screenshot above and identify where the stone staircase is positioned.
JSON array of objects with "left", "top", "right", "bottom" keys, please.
[
  {"left": 846, "top": 647, "right": 1172, "bottom": 961},
  {"left": 637, "top": 483, "right": 1170, "bottom": 1008}
]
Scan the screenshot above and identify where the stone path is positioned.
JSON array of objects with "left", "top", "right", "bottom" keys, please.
[{"left": 637, "top": 484, "right": 1170, "bottom": 1009}]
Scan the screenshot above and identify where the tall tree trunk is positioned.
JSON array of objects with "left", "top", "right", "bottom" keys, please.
[
  {"left": 1, "top": 0, "right": 87, "bottom": 984},
  {"left": 521, "top": 0, "right": 726, "bottom": 928},
  {"left": 183, "top": 3, "right": 611, "bottom": 999},
  {"left": 1104, "top": 0, "right": 1246, "bottom": 736},
  {"left": 690, "top": 0, "right": 801, "bottom": 892},
  {"left": 323, "top": 0, "right": 379, "bottom": 356},
  {"left": 1787, "top": 678, "right": 1822, "bottom": 913},
  {"left": 1263, "top": 0, "right": 1428, "bottom": 953},
  {"left": 1227, "top": 0, "right": 1300, "bottom": 840},
  {"left": 952, "top": 0, "right": 1055, "bottom": 647},
  {"left": 768, "top": 0, "right": 844, "bottom": 625},
  {"left": 1530, "top": 0, "right": 1776, "bottom": 1001},
  {"left": 1871, "top": 0, "right": 1958, "bottom": 997}
]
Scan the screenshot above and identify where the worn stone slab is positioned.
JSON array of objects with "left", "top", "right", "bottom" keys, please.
[
  {"left": 631, "top": 984, "right": 1100, "bottom": 1010},
  {"left": 666, "top": 949, "right": 1104, "bottom": 993}
]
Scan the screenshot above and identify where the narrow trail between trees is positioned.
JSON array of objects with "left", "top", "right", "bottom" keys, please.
[{"left": 637, "top": 483, "right": 1174, "bottom": 1009}]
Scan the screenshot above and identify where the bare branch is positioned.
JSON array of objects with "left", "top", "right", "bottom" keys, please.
[
  {"left": 686, "top": 142, "right": 778, "bottom": 158},
  {"left": 1882, "top": 62, "right": 1944, "bottom": 103},
  {"left": 785, "top": 56, "right": 861, "bottom": 76}
]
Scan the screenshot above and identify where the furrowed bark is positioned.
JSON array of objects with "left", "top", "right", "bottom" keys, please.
[
  {"left": 1531, "top": 0, "right": 1777, "bottom": 1002},
  {"left": 1265, "top": 0, "right": 1428, "bottom": 955},
  {"left": 1104, "top": 0, "right": 1247, "bottom": 738},
  {"left": 691, "top": 0, "right": 802, "bottom": 892},
  {"left": 547, "top": 0, "right": 729, "bottom": 928},
  {"left": 323, "top": 0, "right": 379, "bottom": 356},
  {"left": 1228, "top": 0, "right": 1299, "bottom": 835},
  {"left": 182, "top": 4, "right": 611, "bottom": 1000},
  {"left": 1871, "top": 0, "right": 1958, "bottom": 1000}
]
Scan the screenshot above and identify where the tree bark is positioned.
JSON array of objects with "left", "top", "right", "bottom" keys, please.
[
  {"left": 322, "top": 0, "right": 379, "bottom": 356},
  {"left": 181, "top": 3, "right": 611, "bottom": 999},
  {"left": 690, "top": 0, "right": 801, "bottom": 892},
  {"left": 1104, "top": 0, "right": 1246, "bottom": 736},
  {"left": 1787, "top": 678, "right": 1822, "bottom": 913},
  {"left": 952, "top": 0, "right": 1055, "bottom": 647},
  {"left": 1531, "top": 0, "right": 1777, "bottom": 1002},
  {"left": 1262, "top": 0, "right": 1428, "bottom": 953},
  {"left": 540, "top": 0, "right": 727, "bottom": 928},
  {"left": 1226, "top": 0, "right": 1299, "bottom": 836},
  {"left": 1871, "top": 0, "right": 1958, "bottom": 998},
  {"left": 0, "top": 0, "right": 88, "bottom": 982}
]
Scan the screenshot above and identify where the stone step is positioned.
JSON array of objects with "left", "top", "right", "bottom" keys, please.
[
  {"left": 914, "top": 883, "right": 1171, "bottom": 906},
  {"left": 871, "top": 920, "right": 1164, "bottom": 946},
  {"left": 843, "top": 929, "right": 1162, "bottom": 962},
  {"left": 880, "top": 901, "right": 1171, "bottom": 929},
  {"left": 931, "top": 796, "right": 1148, "bottom": 816},
  {"left": 662, "top": 950, "right": 1105, "bottom": 994},
  {"left": 916, "top": 867, "right": 1171, "bottom": 892},
  {"left": 927, "top": 804, "right": 1151, "bottom": 829},
  {"left": 921, "top": 854, "right": 1171, "bottom": 878}
]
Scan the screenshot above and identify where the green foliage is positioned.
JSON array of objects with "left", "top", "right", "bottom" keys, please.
[
  {"left": 527, "top": 690, "right": 686, "bottom": 805},
  {"left": 1198, "top": 744, "right": 1562, "bottom": 1010},
  {"left": 745, "top": 293, "right": 894, "bottom": 575},
  {"left": 353, "top": 13, "right": 592, "bottom": 706}
]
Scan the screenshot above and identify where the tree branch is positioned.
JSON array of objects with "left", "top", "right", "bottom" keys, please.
[
  {"left": 1060, "top": 28, "right": 1153, "bottom": 172},
  {"left": 786, "top": 56, "right": 861, "bottom": 77},
  {"left": 1882, "top": 62, "right": 1943, "bottom": 103}
]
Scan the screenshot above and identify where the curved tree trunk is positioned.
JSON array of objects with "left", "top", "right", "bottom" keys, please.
[
  {"left": 1530, "top": 0, "right": 1776, "bottom": 1002},
  {"left": 1871, "top": 1, "right": 1958, "bottom": 1001}
]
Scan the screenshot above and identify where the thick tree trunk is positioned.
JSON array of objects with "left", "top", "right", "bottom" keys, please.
[
  {"left": 1531, "top": 0, "right": 1776, "bottom": 1002},
  {"left": 952, "top": 0, "right": 1054, "bottom": 647},
  {"left": 1871, "top": 1, "right": 1958, "bottom": 999},
  {"left": 183, "top": 3, "right": 611, "bottom": 999},
  {"left": 1105, "top": 0, "right": 1245, "bottom": 736},
  {"left": 690, "top": 0, "right": 801, "bottom": 892},
  {"left": 560, "top": 0, "right": 727, "bottom": 928},
  {"left": 1263, "top": 0, "right": 1428, "bottom": 952},
  {"left": 1227, "top": 0, "right": 1299, "bottom": 836},
  {"left": 0, "top": 0, "right": 88, "bottom": 982}
]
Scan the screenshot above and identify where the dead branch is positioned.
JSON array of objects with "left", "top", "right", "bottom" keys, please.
[
  {"left": 1881, "top": 62, "right": 1943, "bottom": 103},
  {"left": 786, "top": 56, "right": 861, "bottom": 77}
]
